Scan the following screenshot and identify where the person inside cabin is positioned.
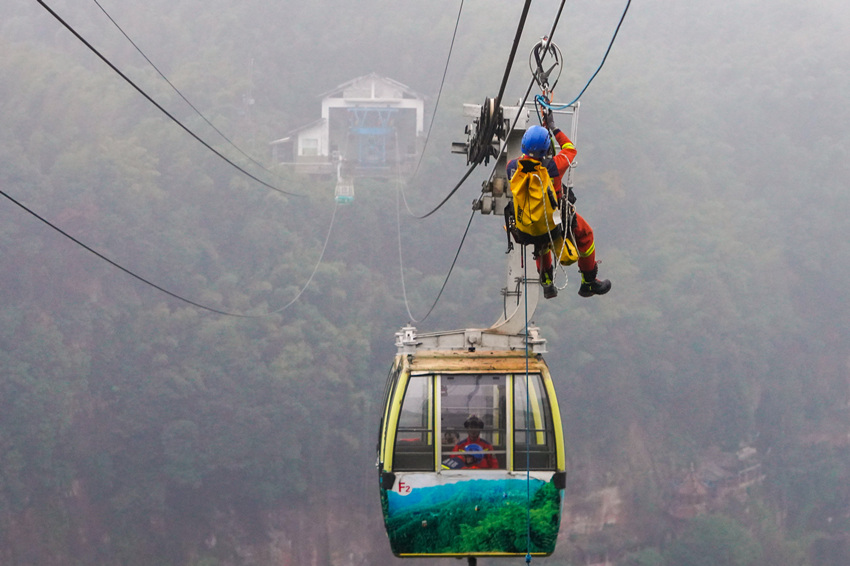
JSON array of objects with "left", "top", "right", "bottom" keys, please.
[
  {"left": 453, "top": 415, "right": 499, "bottom": 469},
  {"left": 506, "top": 109, "right": 611, "bottom": 299},
  {"left": 443, "top": 430, "right": 460, "bottom": 446}
]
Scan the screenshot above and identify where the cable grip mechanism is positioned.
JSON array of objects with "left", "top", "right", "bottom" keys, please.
[{"left": 529, "top": 37, "right": 563, "bottom": 94}]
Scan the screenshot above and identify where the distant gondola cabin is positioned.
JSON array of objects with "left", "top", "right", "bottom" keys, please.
[{"left": 377, "top": 327, "right": 566, "bottom": 558}]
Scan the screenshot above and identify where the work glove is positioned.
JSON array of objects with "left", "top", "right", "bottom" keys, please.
[{"left": 540, "top": 107, "right": 556, "bottom": 130}]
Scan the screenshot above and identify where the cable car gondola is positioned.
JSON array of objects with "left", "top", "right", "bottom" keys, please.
[
  {"left": 377, "top": 325, "right": 566, "bottom": 558},
  {"left": 377, "top": 91, "right": 579, "bottom": 560}
]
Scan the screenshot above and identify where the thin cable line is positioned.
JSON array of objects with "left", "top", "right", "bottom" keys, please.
[
  {"left": 0, "top": 189, "right": 253, "bottom": 316},
  {"left": 0, "top": 190, "right": 339, "bottom": 317},
  {"left": 400, "top": 0, "right": 533, "bottom": 218},
  {"left": 91, "top": 0, "right": 281, "bottom": 182},
  {"left": 35, "top": 0, "right": 303, "bottom": 198},
  {"left": 266, "top": 201, "right": 339, "bottom": 314},
  {"left": 406, "top": 162, "right": 479, "bottom": 219},
  {"left": 523, "top": 251, "right": 532, "bottom": 564},
  {"left": 540, "top": 0, "right": 632, "bottom": 109},
  {"left": 407, "top": 0, "right": 464, "bottom": 184},
  {"left": 396, "top": 152, "right": 477, "bottom": 323}
]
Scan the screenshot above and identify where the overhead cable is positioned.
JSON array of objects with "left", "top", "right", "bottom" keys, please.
[
  {"left": 539, "top": 0, "right": 632, "bottom": 109},
  {"left": 35, "top": 0, "right": 303, "bottom": 198},
  {"left": 0, "top": 189, "right": 251, "bottom": 317},
  {"left": 0, "top": 188, "right": 340, "bottom": 318},
  {"left": 407, "top": 0, "right": 465, "bottom": 184},
  {"left": 403, "top": 0, "right": 533, "bottom": 219},
  {"left": 92, "top": 0, "right": 282, "bottom": 183},
  {"left": 493, "top": 0, "right": 534, "bottom": 110},
  {"left": 395, "top": 1, "right": 568, "bottom": 321}
]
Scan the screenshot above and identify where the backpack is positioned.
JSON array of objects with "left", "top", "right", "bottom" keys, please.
[{"left": 509, "top": 158, "right": 561, "bottom": 240}]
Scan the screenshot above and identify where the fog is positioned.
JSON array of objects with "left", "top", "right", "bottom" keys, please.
[{"left": 1, "top": 0, "right": 849, "bottom": 564}]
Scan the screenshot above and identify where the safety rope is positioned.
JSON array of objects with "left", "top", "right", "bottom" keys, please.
[
  {"left": 536, "top": 0, "right": 632, "bottom": 111},
  {"left": 541, "top": 168, "right": 574, "bottom": 292},
  {"left": 522, "top": 246, "right": 533, "bottom": 564}
]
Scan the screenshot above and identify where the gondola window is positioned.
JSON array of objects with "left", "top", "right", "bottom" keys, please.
[
  {"left": 393, "top": 375, "right": 434, "bottom": 471},
  {"left": 513, "top": 373, "right": 557, "bottom": 470},
  {"left": 441, "top": 374, "right": 507, "bottom": 469}
]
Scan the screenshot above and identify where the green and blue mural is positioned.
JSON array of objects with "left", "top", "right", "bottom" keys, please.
[{"left": 380, "top": 472, "right": 562, "bottom": 556}]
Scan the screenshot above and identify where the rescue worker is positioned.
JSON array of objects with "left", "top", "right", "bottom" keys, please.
[
  {"left": 452, "top": 415, "right": 499, "bottom": 469},
  {"left": 460, "top": 444, "right": 487, "bottom": 469},
  {"left": 506, "top": 112, "right": 611, "bottom": 298}
]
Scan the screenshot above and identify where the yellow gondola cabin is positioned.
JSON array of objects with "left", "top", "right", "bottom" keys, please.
[{"left": 377, "top": 326, "right": 566, "bottom": 558}]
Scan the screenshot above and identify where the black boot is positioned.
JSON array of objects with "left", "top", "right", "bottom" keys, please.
[
  {"left": 541, "top": 267, "right": 558, "bottom": 299},
  {"left": 578, "top": 265, "right": 611, "bottom": 297}
]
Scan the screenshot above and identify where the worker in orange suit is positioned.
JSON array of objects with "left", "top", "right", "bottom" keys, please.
[{"left": 507, "top": 110, "right": 611, "bottom": 298}]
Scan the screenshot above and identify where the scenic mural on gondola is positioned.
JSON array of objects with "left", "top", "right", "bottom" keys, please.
[{"left": 381, "top": 474, "right": 561, "bottom": 555}]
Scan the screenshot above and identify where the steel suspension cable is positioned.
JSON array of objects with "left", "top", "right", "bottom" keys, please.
[
  {"left": 0, "top": 192, "right": 339, "bottom": 318},
  {"left": 0, "top": 189, "right": 252, "bottom": 317},
  {"left": 91, "top": 0, "right": 282, "bottom": 183},
  {"left": 35, "top": 0, "right": 303, "bottom": 197},
  {"left": 406, "top": 0, "right": 465, "bottom": 187},
  {"left": 404, "top": 0, "right": 534, "bottom": 219}
]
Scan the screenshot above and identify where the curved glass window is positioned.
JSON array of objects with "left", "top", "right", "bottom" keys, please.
[
  {"left": 441, "top": 374, "right": 507, "bottom": 469},
  {"left": 393, "top": 375, "right": 434, "bottom": 471},
  {"left": 513, "top": 373, "right": 556, "bottom": 470},
  {"left": 391, "top": 372, "right": 556, "bottom": 472}
]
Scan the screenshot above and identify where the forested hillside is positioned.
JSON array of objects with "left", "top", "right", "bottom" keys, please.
[{"left": 1, "top": 0, "right": 849, "bottom": 565}]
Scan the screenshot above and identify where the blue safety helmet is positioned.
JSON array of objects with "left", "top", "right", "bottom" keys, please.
[
  {"left": 463, "top": 443, "right": 484, "bottom": 462},
  {"left": 521, "top": 125, "right": 551, "bottom": 159}
]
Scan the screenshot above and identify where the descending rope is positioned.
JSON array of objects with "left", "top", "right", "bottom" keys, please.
[
  {"left": 35, "top": 0, "right": 303, "bottom": 197},
  {"left": 523, "top": 249, "right": 533, "bottom": 564},
  {"left": 91, "top": 0, "right": 282, "bottom": 182}
]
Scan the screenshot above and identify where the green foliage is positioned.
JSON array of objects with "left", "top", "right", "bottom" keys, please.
[
  {"left": 385, "top": 480, "right": 561, "bottom": 555},
  {"left": 664, "top": 515, "right": 762, "bottom": 566},
  {"left": 1, "top": 0, "right": 850, "bottom": 562}
]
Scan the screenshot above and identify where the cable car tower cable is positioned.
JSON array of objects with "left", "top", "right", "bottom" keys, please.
[
  {"left": 91, "top": 0, "right": 284, "bottom": 184},
  {"left": 0, "top": 187, "right": 341, "bottom": 318},
  {"left": 35, "top": 0, "right": 303, "bottom": 197},
  {"left": 401, "top": 0, "right": 534, "bottom": 220}
]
